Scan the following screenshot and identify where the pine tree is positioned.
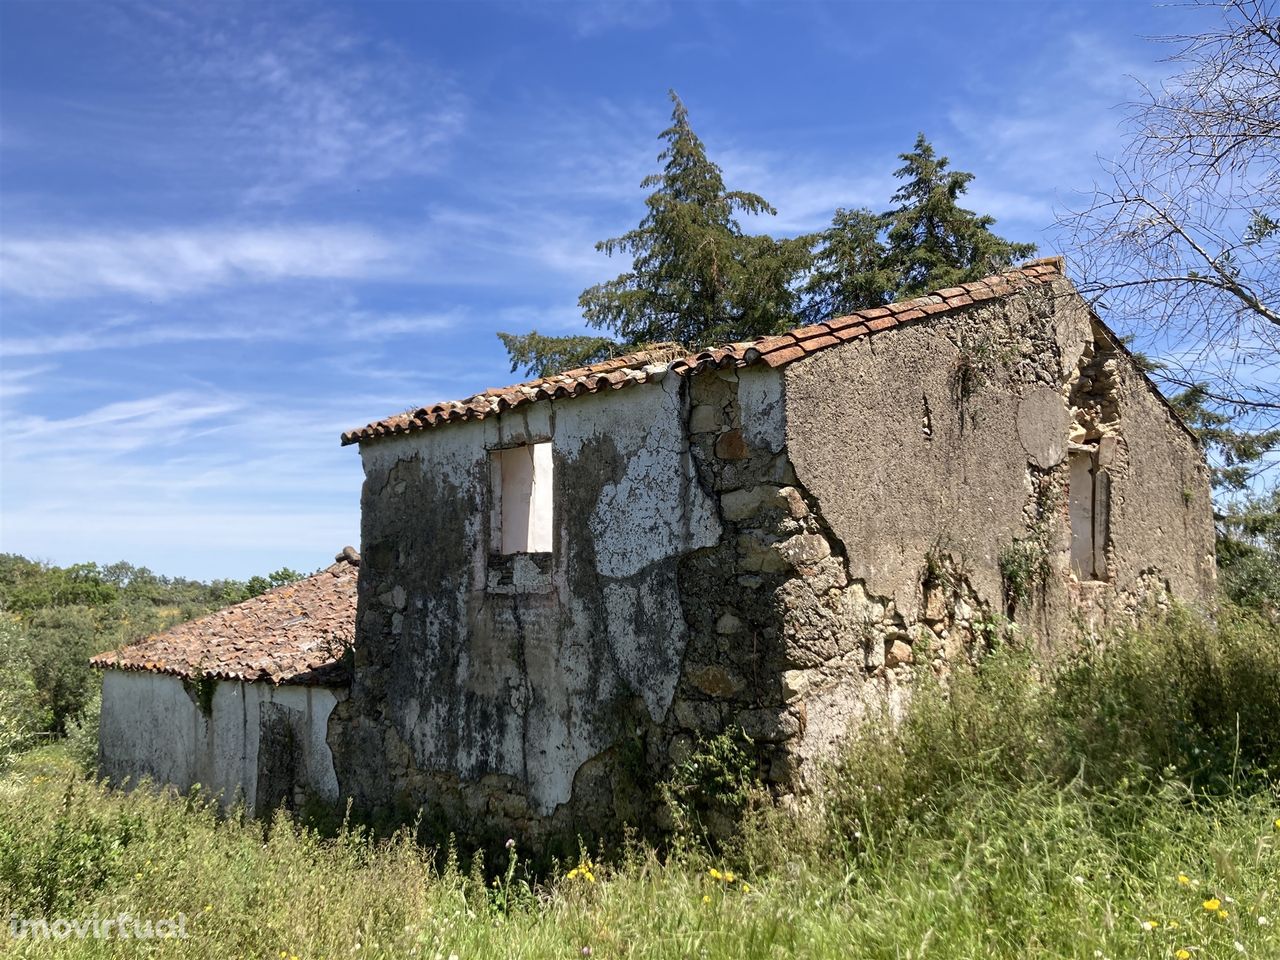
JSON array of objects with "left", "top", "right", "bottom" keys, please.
[
  {"left": 803, "top": 134, "right": 1035, "bottom": 323},
  {"left": 1168, "top": 385, "right": 1280, "bottom": 494},
  {"left": 498, "top": 92, "right": 808, "bottom": 376},
  {"left": 494, "top": 332, "right": 617, "bottom": 377},
  {"left": 884, "top": 134, "right": 1035, "bottom": 298},
  {"left": 798, "top": 206, "right": 891, "bottom": 324}
]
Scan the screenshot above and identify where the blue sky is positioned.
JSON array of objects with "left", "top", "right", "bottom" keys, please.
[{"left": 0, "top": 0, "right": 1207, "bottom": 581}]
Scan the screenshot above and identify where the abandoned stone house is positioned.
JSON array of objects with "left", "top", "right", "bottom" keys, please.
[{"left": 93, "top": 257, "right": 1215, "bottom": 837}]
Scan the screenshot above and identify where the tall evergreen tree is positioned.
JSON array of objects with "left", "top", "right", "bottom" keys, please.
[
  {"left": 798, "top": 206, "right": 891, "bottom": 324},
  {"left": 803, "top": 134, "right": 1034, "bottom": 322},
  {"left": 499, "top": 92, "right": 809, "bottom": 376},
  {"left": 883, "top": 134, "right": 1036, "bottom": 298}
]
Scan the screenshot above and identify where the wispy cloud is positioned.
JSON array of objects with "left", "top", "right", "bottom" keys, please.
[
  {"left": 0, "top": 224, "right": 397, "bottom": 300},
  {"left": 942, "top": 29, "right": 1172, "bottom": 244},
  {"left": 0, "top": 364, "right": 53, "bottom": 401},
  {"left": 5, "top": 390, "right": 244, "bottom": 454},
  {"left": 92, "top": 1, "right": 467, "bottom": 203},
  {"left": 518, "top": 0, "right": 671, "bottom": 38}
]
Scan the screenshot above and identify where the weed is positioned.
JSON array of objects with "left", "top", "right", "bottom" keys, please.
[{"left": 662, "top": 727, "right": 759, "bottom": 846}]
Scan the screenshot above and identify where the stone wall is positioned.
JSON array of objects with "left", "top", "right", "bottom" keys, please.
[{"left": 784, "top": 275, "right": 1214, "bottom": 662}]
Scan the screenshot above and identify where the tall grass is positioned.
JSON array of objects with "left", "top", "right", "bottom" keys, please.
[{"left": 1, "top": 605, "right": 1277, "bottom": 959}]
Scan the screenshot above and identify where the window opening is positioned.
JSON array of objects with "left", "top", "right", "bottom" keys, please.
[
  {"left": 490, "top": 441, "right": 554, "bottom": 554},
  {"left": 1068, "top": 446, "right": 1108, "bottom": 580}
]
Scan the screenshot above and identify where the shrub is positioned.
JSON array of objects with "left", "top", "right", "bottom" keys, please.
[
  {"left": 1052, "top": 604, "right": 1280, "bottom": 791},
  {"left": 0, "top": 615, "right": 47, "bottom": 769},
  {"left": 662, "top": 727, "right": 760, "bottom": 845}
]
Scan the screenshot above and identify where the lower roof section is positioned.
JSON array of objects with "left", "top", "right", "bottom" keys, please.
[{"left": 89, "top": 549, "right": 358, "bottom": 687}]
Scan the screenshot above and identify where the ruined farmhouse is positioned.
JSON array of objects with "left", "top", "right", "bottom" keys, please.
[{"left": 93, "top": 258, "right": 1216, "bottom": 838}]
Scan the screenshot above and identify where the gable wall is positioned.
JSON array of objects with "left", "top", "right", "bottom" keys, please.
[
  {"left": 772, "top": 278, "right": 1214, "bottom": 775},
  {"left": 784, "top": 276, "right": 1214, "bottom": 650}
]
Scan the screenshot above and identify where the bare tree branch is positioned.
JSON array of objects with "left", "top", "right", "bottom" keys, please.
[{"left": 1061, "top": 0, "right": 1280, "bottom": 435}]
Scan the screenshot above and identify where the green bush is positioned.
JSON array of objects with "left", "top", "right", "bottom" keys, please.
[
  {"left": 0, "top": 615, "right": 48, "bottom": 769},
  {"left": 818, "top": 603, "right": 1280, "bottom": 859},
  {"left": 1053, "top": 604, "right": 1280, "bottom": 791}
]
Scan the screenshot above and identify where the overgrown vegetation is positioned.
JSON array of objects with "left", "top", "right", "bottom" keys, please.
[
  {"left": 0, "top": 555, "right": 304, "bottom": 740},
  {"left": 2, "top": 604, "right": 1276, "bottom": 957},
  {"left": 1216, "top": 486, "right": 1280, "bottom": 618}
]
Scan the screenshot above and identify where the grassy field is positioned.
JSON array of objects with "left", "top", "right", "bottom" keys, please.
[{"left": 1, "top": 606, "right": 1277, "bottom": 959}]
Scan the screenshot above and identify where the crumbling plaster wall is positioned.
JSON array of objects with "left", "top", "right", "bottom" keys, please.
[
  {"left": 783, "top": 277, "right": 1215, "bottom": 652},
  {"left": 97, "top": 669, "right": 341, "bottom": 814},
  {"left": 332, "top": 373, "right": 722, "bottom": 834}
]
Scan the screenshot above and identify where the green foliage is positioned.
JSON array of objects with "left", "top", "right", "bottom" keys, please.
[
  {"left": 578, "top": 92, "right": 809, "bottom": 350},
  {"left": 662, "top": 727, "right": 759, "bottom": 844},
  {"left": 881, "top": 134, "right": 1036, "bottom": 299},
  {"left": 185, "top": 673, "right": 217, "bottom": 719},
  {"left": 820, "top": 605, "right": 1279, "bottom": 862},
  {"left": 63, "top": 693, "right": 101, "bottom": 774},
  {"left": 222, "top": 567, "right": 306, "bottom": 606},
  {"left": 998, "top": 538, "right": 1049, "bottom": 612},
  {"left": 494, "top": 331, "right": 617, "bottom": 378},
  {"left": 500, "top": 91, "right": 810, "bottom": 376},
  {"left": 501, "top": 102, "right": 1034, "bottom": 378},
  {"left": 802, "top": 134, "right": 1035, "bottom": 323},
  {"left": 1216, "top": 486, "right": 1280, "bottom": 616},
  {"left": 0, "top": 554, "right": 309, "bottom": 736},
  {"left": 1, "top": 608, "right": 1277, "bottom": 958},
  {"left": 0, "top": 779, "right": 146, "bottom": 917},
  {"left": 0, "top": 615, "right": 47, "bottom": 769},
  {"left": 1168, "top": 384, "right": 1280, "bottom": 493},
  {"left": 798, "top": 206, "right": 891, "bottom": 323},
  {"left": 21, "top": 605, "right": 106, "bottom": 736},
  {"left": 1053, "top": 605, "right": 1280, "bottom": 791}
]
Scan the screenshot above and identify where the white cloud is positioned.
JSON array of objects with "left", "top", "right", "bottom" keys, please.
[
  {"left": 516, "top": 0, "right": 671, "bottom": 38},
  {"left": 0, "top": 388, "right": 387, "bottom": 579},
  {"left": 94, "top": 1, "right": 467, "bottom": 202},
  {"left": 0, "top": 364, "right": 53, "bottom": 401},
  {"left": 4, "top": 391, "right": 244, "bottom": 455},
  {"left": 0, "top": 224, "right": 401, "bottom": 301}
]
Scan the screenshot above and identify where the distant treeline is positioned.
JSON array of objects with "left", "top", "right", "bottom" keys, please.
[{"left": 0, "top": 554, "right": 304, "bottom": 739}]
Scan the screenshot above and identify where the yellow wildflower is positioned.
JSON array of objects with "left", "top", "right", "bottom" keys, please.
[
  {"left": 742, "top": 883, "right": 752, "bottom": 893},
  {"left": 1273, "top": 817, "right": 1280, "bottom": 830},
  {"left": 1218, "top": 909, "right": 1229, "bottom": 920},
  {"left": 1141, "top": 919, "right": 1158, "bottom": 931},
  {"left": 701, "top": 895, "right": 711, "bottom": 905},
  {"left": 1176, "top": 951, "right": 1191, "bottom": 960},
  {"left": 723, "top": 871, "right": 736, "bottom": 884},
  {"left": 1204, "top": 898, "right": 1222, "bottom": 912},
  {"left": 1168, "top": 920, "right": 1180, "bottom": 929},
  {"left": 1177, "top": 874, "right": 1191, "bottom": 886},
  {"left": 708, "top": 868, "right": 722, "bottom": 880}
]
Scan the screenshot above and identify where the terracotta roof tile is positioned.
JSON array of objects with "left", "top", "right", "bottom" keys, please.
[
  {"left": 88, "top": 549, "right": 359, "bottom": 686},
  {"left": 341, "top": 258, "right": 1066, "bottom": 445}
]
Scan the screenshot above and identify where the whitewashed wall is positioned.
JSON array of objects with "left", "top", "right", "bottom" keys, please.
[{"left": 97, "top": 669, "right": 341, "bottom": 815}]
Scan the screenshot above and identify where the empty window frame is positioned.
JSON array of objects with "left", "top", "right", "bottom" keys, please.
[
  {"left": 1068, "top": 446, "right": 1109, "bottom": 581},
  {"left": 490, "top": 441, "right": 554, "bottom": 554}
]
